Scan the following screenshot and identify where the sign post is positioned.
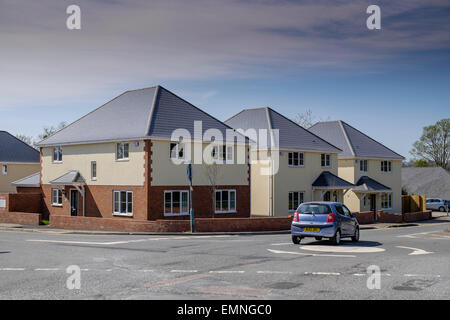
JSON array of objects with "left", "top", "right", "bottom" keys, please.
[{"left": 187, "top": 164, "right": 195, "bottom": 232}]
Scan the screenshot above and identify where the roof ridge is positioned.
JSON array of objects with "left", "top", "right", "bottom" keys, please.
[
  {"left": 338, "top": 120, "right": 356, "bottom": 157},
  {"left": 145, "top": 85, "right": 161, "bottom": 136},
  {"left": 267, "top": 107, "right": 343, "bottom": 152},
  {"left": 340, "top": 120, "right": 404, "bottom": 159}
]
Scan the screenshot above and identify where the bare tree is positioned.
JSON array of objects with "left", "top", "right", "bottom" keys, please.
[
  {"left": 204, "top": 163, "right": 222, "bottom": 216},
  {"left": 15, "top": 134, "right": 35, "bottom": 148},
  {"left": 293, "top": 109, "right": 330, "bottom": 129},
  {"left": 37, "top": 121, "right": 67, "bottom": 141}
]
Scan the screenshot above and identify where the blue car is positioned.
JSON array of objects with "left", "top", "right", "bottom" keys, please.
[{"left": 291, "top": 202, "right": 360, "bottom": 245}]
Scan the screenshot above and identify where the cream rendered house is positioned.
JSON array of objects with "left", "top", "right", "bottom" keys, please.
[
  {"left": 0, "top": 131, "right": 40, "bottom": 193},
  {"left": 309, "top": 120, "right": 404, "bottom": 215},
  {"left": 226, "top": 108, "right": 354, "bottom": 217},
  {"left": 36, "top": 86, "right": 250, "bottom": 223}
]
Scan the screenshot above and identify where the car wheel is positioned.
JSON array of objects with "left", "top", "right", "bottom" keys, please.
[
  {"left": 351, "top": 228, "right": 360, "bottom": 242},
  {"left": 439, "top": 206, "right": 445, "bottom": 212},
  {"left": 292, "top": 235, "right": 301, "bottom": 244},
  {"left": 331, "top": 230, "right": 341, "bottom": 245},
  {"left": 315, "top": 237, "right": 323, "bottom": 241}
]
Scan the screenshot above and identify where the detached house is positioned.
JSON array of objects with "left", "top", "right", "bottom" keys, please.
[
  {"left": 36, "top": 86, "right": 250, "bottom": 225},
  {"left": 309, "top": 120, "right": 404, "bottom": 214},
  {"left": 225, "top": 107, "right": 354, "bottom": 217},
  {"left": 0, "top": 131, "right": 40, "bottom": 193}
]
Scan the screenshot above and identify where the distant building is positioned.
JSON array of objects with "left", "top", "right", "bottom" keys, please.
[
  {"left": 402, "top": 167, "right": 450, "bottom": 200},
  {"left": 0, "top": 131, "right": 40, "bottom": 193}
]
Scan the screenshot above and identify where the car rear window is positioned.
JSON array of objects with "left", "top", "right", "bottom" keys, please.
[{"left": 298, "top": 203, "right": 331, "bottom": 214}]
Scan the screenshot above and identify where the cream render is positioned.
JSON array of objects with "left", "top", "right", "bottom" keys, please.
[
  {"left": 41, "top": 141, "right": 146, "bottom": 186},
  {"left": 251, "top": 150, "right": 342, "bottom": 217},
  {"left": 339, "top": 158, "right": 402, "bottom": 213},
  {"left": 0, "top": 163, "right": 40, "bottom": 193},
  {"left": 151, "top": 140, "right": 249, "bottom": 186}
]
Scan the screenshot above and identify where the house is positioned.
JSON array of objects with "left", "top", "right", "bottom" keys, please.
[
  {"left": 35, "top": 86, "right": 250, "bottom": 224},
  {"left": 402, "top": 167, "right": 450, "bottom": 200},
  {"left": 309, "top": 120, "right": 404, "bottom": 214},
  {"left": 0, "top": 131, "right": 40, "bottom": 193},
  {"left": 225, "top": 107, "right": 354, "bottom": 217}
]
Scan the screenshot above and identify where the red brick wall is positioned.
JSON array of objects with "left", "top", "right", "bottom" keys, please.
[
  {"left": 377, "top": 210, "right": 404, "bottom": 223},
  {"left": 9, "top": 193, "right": 42, "bottom": 213},
  {"left": 195, "top": 216, "right": 291, "bottom": 232},
  {"left": 0, "top": 211, "right": 42, "bottom": 225},
  {"left": 354, "top": 211, "right": 375, "bottom": 224},
  {"left": 403, "top": 211, "right": 432, "bottom": 222}
]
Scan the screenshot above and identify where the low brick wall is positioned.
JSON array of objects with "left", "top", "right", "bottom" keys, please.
[
  {"left": 403, "top": 211, "right": 432, "bottom": 223},
  {"left": 377, "top": 210, "right": 403, "bottom": 223},
  {"left": 0, "top": 211, "right": 42, "bottom": 225},
  {"left": 354, "top": 211, "right": 375, "bottom": 224},
  {"left": 50, "top": 215, "right": 292, "bottom": 232}
]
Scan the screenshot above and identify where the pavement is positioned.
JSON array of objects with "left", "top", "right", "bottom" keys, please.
[{"left": 1, "top": 218, "right": 450, "bottom": 299}]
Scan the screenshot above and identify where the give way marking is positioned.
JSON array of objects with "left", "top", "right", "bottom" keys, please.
[
  {"left": 396, "top": 246, "right": 433, "bottom": 255},
  {"left": 268, "top": 249, "right": 356, "bottom": 258}
]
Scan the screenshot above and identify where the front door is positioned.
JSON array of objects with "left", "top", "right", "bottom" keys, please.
[
  {"left": 70, "top": 190, "right": 78, "bottom": 217},
  {"left": 370, "top": 194, "right": 376, "bottom": 221}
]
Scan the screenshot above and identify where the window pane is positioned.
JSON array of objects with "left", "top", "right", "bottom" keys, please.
[
  {"left": 127, "top": 192, "right": 132, "bottom": 213},
  {"left": 293, "top": 152, "right": 298, "bottom": 166},
  {"left": 215, "top": 191, "right": 221, "bottom": 211},
  {"left": 117, "top": 144, "right": 123, "bottom": 159},
  {"left": 114, "top": 192, "right": 119, "bottom": 213},
  {"left": 124, "top": 143, "right": 129, "bottom": 158},
  {"left": 173, "top": 191, "right": 180, "bottom": 213},
  {"left": 165, "top": 192, "right": 172, "bottom": 213},
  {"left": 288, "top": 153, "right": 293, "bottom": 165},
  {"left": 299, "top": 192, "right": 304, "bottom": 204},
  {"left": 293, "top": 192, "right": 299, "bottom": 208},
  {"left": 222, "top": 191, "right": 228, "bottom": 211},
  {"left": 182, "top": 192, "right": 188, "bottom": 213},
  {"left": 289, "top": 192, "right": 293, "bottom": 211},
  {"left": 227, "top": 146, "right": 233, "bottom": 161},
  {"left": 120, "top": 191, "right": 126, "bottom": 213},
  {"left": 229, "top": 191, "right": 236, "bottom": 211},
  {"left": 299, "top": 153, "right": 304, "bottom": 165},
  {"left": 58, "top": 190, "right": 62, "bottom": 204}
]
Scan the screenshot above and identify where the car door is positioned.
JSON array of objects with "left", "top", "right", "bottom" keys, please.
[
  {"left": 342, "top": 205, "right": 357, "bottom": 235},
  {"left": 335, "top": 205, "right": 352, "bottom": 236}
]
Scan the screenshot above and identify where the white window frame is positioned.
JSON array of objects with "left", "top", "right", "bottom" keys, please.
[
  {"left": 288, "top": 152, "right": 304, "bottom": 167},
  {"left": 360, "top": 159, "right": 368, "bottom": 172},
  {"left": 381, "top": 160, "right": 392, "bottom": 173},
  {"left": 381, "top": 192, "right": 392, "bottom": 210},
  {"left": 321, "top": 154, "right": 331, "bottom": 168},
  {"left": 215, "top": 189, "right": 237, "bottom": 214},
  {"left": 289, "top": 191, "right": 305, "bottom": 212},
  {"left": 53, "top": 147, "right": 63, "bottom": 163},
  {"left": 51, "top": 188, "right": 63, "bottom": 206},
  {"left": 116, "top": 142, "right": 129, "bottom": 161},
  {"left": 211, "top": 145, "right": 234, "bottom": 163},
  {"left": 169, "top": 142, "right": 185, "bottom": 161},
  {"left": 91, "top": 161, "right": 97, "bottom": 181},
  {"left": 1, "top": 164, "right": 7, "bottom": 176},
  {"left": 164, "top": 190, "right": 189, "bottom": 216},
  {"left": 113, "top": 190, "right": 133, "bottom": 216}
]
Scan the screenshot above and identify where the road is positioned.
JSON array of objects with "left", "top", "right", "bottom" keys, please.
[{"left": 0, "top": 221, "right": 449, "bottom": 300}]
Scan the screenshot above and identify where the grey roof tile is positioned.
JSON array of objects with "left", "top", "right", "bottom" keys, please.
[
  {"left": 353, "top": 176, "right": 391, "bottom": 192},
  {"left": 312, "top": 171, "right": 355, "bottom": 188},
  {"left": 37, "top": 86, "right": 241, "bottom": 146},
  {"left": 50, "top": 170, "right": 85, "bottom": 185},
  {"left": 0, "top": 131, "right": 40, "bottom": 163},
  {"left": 309, "top": 120, "right": 404, "bottom": 160},
  {"left": 12, "top": 172, "right": 40, "bottom": 187},
  {"left": 225, "top": 107, "right": 341, "bottom": 152}
]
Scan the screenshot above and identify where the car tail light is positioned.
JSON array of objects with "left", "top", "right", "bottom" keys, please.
[
  {"left": 326, "top": 212, "right": 335, "bottom": 223},
  {"left": 293, "top": 211, "right": 300, "bottom": 222}
]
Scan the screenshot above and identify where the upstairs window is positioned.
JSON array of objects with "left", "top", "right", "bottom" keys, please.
[
  {"left": 360, "top": 160, "right": 368, "bottom": 172},
  {"left": 212, "top": 145, "right": 233, "bottom": 163},
  {"left": 321, "top": 154, "right": 331, "bottom": 167},
  {"left": 288, "top": 152, "right": 304, "bottom": 167},
  {"left": 116, "top": 143, "right": 129, "bottom": 160},
  {"left": 170, "top": 142, "right": 185, "bottom": 161},
  {"left": 91, "top": 161, "right": 97, "bottom": 180},
  {"left": 53, "top": 147, "right": 62, "bottom": 163},
  {"left": 381, "top": 160, "right": 392, "bottom": 173},
  {"left": 2, "top": 164, "right": 7, "bottom": 176}
]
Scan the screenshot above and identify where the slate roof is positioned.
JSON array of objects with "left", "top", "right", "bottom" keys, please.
[
  {"left": 308, "top": 120, "right": 404, "bottom": 160},
  {"left": 353, "top": 176, "right": 391, "bottom": 193},
  {"left": 225, "top": 107, "right": 341, "bottom": 152},
  {"left": 0, "top": 131, "right": 40, "bottom": 163},
  {"left": 312, "top": 171, "right": 355, "bottom": 189},
  {"left": 12, "top": 172, "right": 41, "bottom": 187},
  {"left": 402, "top": 167, "right": 450, "bottom": 200},
  {"left": 50, "top": 170, "right": 85, "bottom": 185},
  {"left": 37, "top": 86, "right": 244, "bottom": 146}
]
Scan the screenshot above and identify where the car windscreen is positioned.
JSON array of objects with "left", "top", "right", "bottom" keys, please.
[{"left": 298, "top": 203, "right": 331, "bottom": 215}]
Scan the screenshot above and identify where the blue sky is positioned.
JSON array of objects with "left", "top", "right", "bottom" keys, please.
[{"left": 1, "top": 0, "right": 449, "bottom": 159}]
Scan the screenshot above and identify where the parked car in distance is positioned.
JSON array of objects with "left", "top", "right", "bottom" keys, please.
[
  {"left": 291, "top": 202, "right": 359, "bottom": 245},
  {"left": 426, "top": 198, "right": 448, "bottom": 212}
]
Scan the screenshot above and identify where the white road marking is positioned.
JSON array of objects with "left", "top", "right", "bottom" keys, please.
[
  {"left": 0, "top": 268, "right": 26, "bottom": 271},
  {"left": 138, "top": 269, "right": 155, "bottom": 273},
  {"left": 396, "top": 246, "right": 433, "bottom": 255},
  {"left": 404, "top": 274, "right": 440, "bottom": 278},
  {"left": 35, "top": 268, "right": 59, "bottom": 271},
  {"left": 305, "top": 272, "right": 341, "bottom": 276},
  {"left": 271, "top": 243, "right": 292, "bottom": 246},
  {"left": 299, "top": 245, "right": 385, "bottom": 254},
  {"left": 268, "top": 248, "right": 356, "bottom": 258},
  {"left": 170, "top": 270, "right": 198, "bottom": 273},
  {"left": 256, "top": 271, "right": 293, "bottom": 274},
  {"left": 209, "top": 270, "right": 245, "bottom": 274}
]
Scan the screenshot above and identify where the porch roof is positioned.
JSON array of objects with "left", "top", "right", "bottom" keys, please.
[
  {"left": 312, "top": 171, "right": 355, "bottom": 189},
  {"left": 352, "top": 176, "right": 391, "bottom": 193},
  {"left": 50, "top": 170, "right": 86, "bottom": 186}
]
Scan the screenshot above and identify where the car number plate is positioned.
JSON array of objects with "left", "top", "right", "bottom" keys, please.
[{"left": 304, "top": 227, "right": 320, "bottom": 232}]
